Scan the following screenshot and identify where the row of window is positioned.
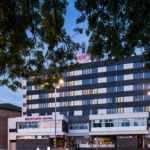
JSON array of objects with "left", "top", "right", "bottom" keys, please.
[
  {"left": 26, "top": 72, "right": 150, "bottom": 91},
  {"left": 69, "top": 123, "right": 89, "bottom": 130},
  {"left": 91, "top": 118, "right": 146, "bottom": 128},
  {"left": 62, "top": 62, "right": 144, "bottom": 77}
]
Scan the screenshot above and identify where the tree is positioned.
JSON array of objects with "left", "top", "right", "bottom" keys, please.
[
  {"left": 0, "top": 0, "right": 80, "bottom": 91},
  {"left": 0, "top": 0, "right": 150, "bottom": 91},
  {"left": 75, "top": 0, "right": 150, "bottom": 63}
]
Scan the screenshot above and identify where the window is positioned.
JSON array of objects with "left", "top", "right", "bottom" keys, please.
[
  {"left": 133, "top": 95, "right": 143, "bottom": 101},
  {"left": 69, "top": 81, "right": 74, "bottom": 86},
  {"left": 48, "top": 103, "right": 52, "bottom": 108},
  {"left": 39, "top": 94, "right": 47, "bottom": 99},
  {"left": 145, "top": 106, "right": 150, "bottom": 112},
  {"left": 117, "top": 75, "right": 124, "bottom": 81},
  {"left": 92, "top": 120, "right": 102, "bottom": 127},
  {"left": 39, "top": 112, "right": 46, "bottom": 116},
  {"left": 83, "top": 69, "right": 91, "bottom": 74},
  {"left": 82, "top": 100, "right": 91, "bottom": 105},
  {"left": 28, "top": 104, "right": 32, "bottom": 109},
  {"left": 23, "top": 103, "right": 26, "bottom": 107},
  {"left": 116, "top": 97, "right": 123, "bottom": 103},
  {"left": 68, "top": 101, "right": 74, "bottom": 106},
  {"left": 69, "top": 91, "right": 74, "bottom": 96},
  {"left": 144, "top": 72, "right": 150, "bottom": 78},
  {"left": 107, "top": 97, "right": 115, "bottom": 103},
  {"left": 83, "top": 79, "right": 91, "bottom": 85},
  {"left": 68, "top": 111, "right": 74, "bottom": 116},
  {"left": 107, "top": 108, "right": 116, "bottom": 114},
  {"left": 107, "top": 87, "right": 116, "bottom": 93},
  {"left": 27, "top": 86, "right": 32, "bottom": 91},
  {"left": 117, "top": 86, "right": 124, "bottom": 92},
  {"left": 117, "top": 108, "right": 124, "bottom": 113},
  {"left": 60, "top": 92, "right": 66, "bottom": 97},
  {"left": 48, "top": 93, "right": 52, "bottom": 98},
  {"left": 22, "top": 86, "right": 26, "bottom": 89},
  {"left": 62, "top": 72, "right": 67, "bottom": 77},
  {"left": 83, "top": 89, "right": 90, "bottom": 95},
  {"left": 28, "top": 95, "right": 32, "bottom": 100},
  {"left": 92, "top": 88, "right": 98, "bottom": 94},
  {"left": 69, "top": 123, "right": 89, "bottom": 130},
  {"left": 134, "top": 73, "right": 143, "bottom": 79},
  {"left": 144, "top": 95, "right": 150, "bottom": 101},
  {"left": 39, "top": 103, "right": 47, "bottom": 108},
  {"left": 107, "top": 76, "right": 116, "bottom": 82},
  {"left": 104, "top": 119, "right": 115, "bottom": 127},
  {"left": 92, "top": 109, "right": 98, "bottom": 115},
  {"left": 83, "top": 110, "right": 90, "bottom": 116},
  {"left": 23, "top": 95, "right": 26, "bottom": 98},
  {"left": 117, "top": 64, "right": 124, "bottom": 70},
  {"left": 92, "top": 78, "right": 98, "bottom": 84},
  {"left": 92, "top": 68, "right": 98, "bottom": 74},
  {"left": 144, "top": 83, "right": 150, "bottom": 89},
  {"left": 107, "top": 65, "right": 115, "bottom": 72},
  {"left": 69, "top": 71, "right": 74, "bottom": 76},
  {"left": 133, "top": 84, "right": 143, "bottom": 90},
  {"left": 133, "top": 107, "right": 143, "bottom": 112},
  {"left": 91, "top": 99, "right": 98, "bottom": 104},
  {"left": 60, "top": 111, "right": 67, "bottom": 116},
  {"left": 134, "top": 62, "right": 143, "bottom": 68}
]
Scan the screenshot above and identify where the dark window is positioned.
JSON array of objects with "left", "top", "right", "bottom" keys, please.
[
  {"left": 92, "top": 78, "right": 98, "bottom": 84},
  {"left": 107, "top": 108, "right": 116, "bottom": 114},
  {"left": 47, "top": 112, "right": 52, "bottom": 115},
  {"left": 39, "top": 112, "right": 46, "bottom": 116},
  {"left": 62, "top": 72, "right": 67, "bottom": 77},
  {"left": 133, "top": 95, "right": 143, "bottom": 101},
  {"left": 144, "top": 72, "right": 150, "bottom": 78},
  {"left": 107, "top": 97, "right": 115, "bottom": 103},
  {"left": 23, "top": 112, "right": 26, "bottom": 115},
  {"left": 27, "top": 86, "right": 32, "bottom": 91},
  {"left": 107, "top": 65, "right": 115, "bottom": 72},
  {"left": 134, "top": 62, "right": 143, "bottom": 68},
  {"left": 60, "top": 111, "right": 67, "bottom": 116},
  {"left": 27, "top": 113, "right": 32, "bottom": 116},
  {"left": 133, "top": 84, "right": 143, "bottom": 90},
  {"left": 9, "top": 129, "right": 17, "bottom": 132},
  {"left": 107, "top": 76, "right": 116, "bottom": 82},
  {"left": 68, "top": 111, "right": 74, "bottom": 116},
  {"left": 83, "top": 79, "right": 91, "bottom": 85},
  {"left": 107, "top": 87, "right": 116, "bottom": 93},
  {"left": 23, "top": 103, "right": 26, "bottom": 107},
  {"left": 92, "top": 109, "right": 98, "bottom": 115},
  {"left": 134, "top": 73, "right": 143, "bottom": 79},
  {"left": 117, "top": 64, "right": 124, "bottom": 70},
  {"left": 23, "top": 95, "right": 26, "bottom": 98},
  {"left": 144, "top": 95, "right": 150, "bottom": 101},
  {"left": 92, "top": 68, "right": 98, "bottom": 74},
  {"left": 133, "top": 107, "right": 143, "bottom": 112},
  {"left": 22, "top": 86, "right": 26, "bottom": 89},
  {"left": 117, "top": 86, "right": 124, "bottom": 92},
  {"left": 117, "top": 75, "right": 124, "bottom": 81},
  {"left": 83, "top": 110, "right": 90, "bottom": 116}
]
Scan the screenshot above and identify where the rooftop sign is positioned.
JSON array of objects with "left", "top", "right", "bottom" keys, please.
[{"left": 75, "top": 53, "right": 91, "bottom": 63}]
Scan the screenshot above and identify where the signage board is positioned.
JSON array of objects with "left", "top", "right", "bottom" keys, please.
[
  {"left": 75, "top": 53, "right": 91, "bottom": 63},
  {"left": 25, "top": 117, "right": 53, "bottom": 121}
]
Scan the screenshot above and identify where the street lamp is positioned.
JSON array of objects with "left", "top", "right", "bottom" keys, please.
[
  {"left": 53, "top": 79, "right": 64, "bottom": 150},
  {"left": 147, "top": 92, "right": 150, "bottom": 96}
]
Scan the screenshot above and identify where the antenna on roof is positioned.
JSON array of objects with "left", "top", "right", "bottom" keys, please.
[{"left": 81, "top": 42, "right": 86, "bottom": 53}]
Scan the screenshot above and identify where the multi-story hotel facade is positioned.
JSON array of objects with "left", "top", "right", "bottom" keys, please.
[{"left": 8, "top": 55, "right": 150, "bottom": 150}]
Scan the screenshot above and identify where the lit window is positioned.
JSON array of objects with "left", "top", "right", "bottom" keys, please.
[
  {"left": 48, "top": 93, "right": 52, "bottom": 98},
  {"left": 92, "top": 99, "right": 98, "bottom": 104},
  {"left": 70, "top": 101, "right": 74, "bottom": 106},
  {"left": 28, "top": 104, "right": 32, "bottom": 109},
  {"left": 69, "top": 71, "right": 74, "bottom": 76},
  {"left": 69, "top": 91, "right": 74, "bottom": 96},
  {"left": 28, "top": 95, "right": 32, "bottom": 100},
  {"left": 83, "top": 89, "right": 90, "bottom": 95},
  {"left": 92, "top": 89, "right": 97, "bottom": 94},
  {"left": 48, "top": 103, "right": 52, "bottom": 108},
  {"left": 69, "top": 81, "right": 74, "bottom": 86},
  {"left": 145, "top": 106, "right": 150, "bottom": 112},
  {"left": 116, "top": 97, "right": 123, "bottom": 103},
  {"left": 117, "top": 108, "right": 124, "bottom": 113}
]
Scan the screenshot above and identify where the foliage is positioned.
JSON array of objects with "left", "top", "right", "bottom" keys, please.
[
  {"left": 0, "top": 0, "right": 79, "bottom": 91},
  {"left": 75, "top": 0, "right": 150, "bottom": 62}
]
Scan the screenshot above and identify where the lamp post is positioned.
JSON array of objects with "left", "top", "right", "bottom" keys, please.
[{"left": 53, "top": 79, "right": 64, "bottom": 150}]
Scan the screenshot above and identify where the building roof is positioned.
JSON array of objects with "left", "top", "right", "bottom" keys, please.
[{"left": 0, "top": 103, "right": 21, "bottom": 112}]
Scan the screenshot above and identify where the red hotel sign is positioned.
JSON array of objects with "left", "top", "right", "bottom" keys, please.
[{"left": 25, "top": 117, "right": 53, "bottom": 121}]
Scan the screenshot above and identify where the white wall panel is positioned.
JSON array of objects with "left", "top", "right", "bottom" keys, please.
[
  {"left": 124, "top": 63, "right": 133, "bottom": 69},
  {"left": 98, "top": 77, "right": 107, "bottom": 83},
  {"left": 124, "top": 85, "right": 133, "bottom": 91},
  {"left": 98, "top": 67, "right": 106, "bottom": 73},
  {"left": 124, "top": 74, "right": 133, "bottom": 80}
]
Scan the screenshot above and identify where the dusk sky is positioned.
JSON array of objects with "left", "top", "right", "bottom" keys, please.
[{"left": 0, "top": 0, "right": 89, "bottom": 106}]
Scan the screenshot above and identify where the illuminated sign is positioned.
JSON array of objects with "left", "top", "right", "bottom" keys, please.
[
  {"left": 75, "top": 53, "right": 91, "bottom": 63},
  {"left": 25, "top": 117, "right": 53, "bottom": 121}
]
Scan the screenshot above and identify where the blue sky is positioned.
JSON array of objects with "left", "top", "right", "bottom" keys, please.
[{"left": 0, "top": 0, "right": 88, "bottom": 106}]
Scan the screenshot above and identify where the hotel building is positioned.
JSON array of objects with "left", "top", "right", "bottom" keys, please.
[{"left": 8, "top": 55, "right": 150, "bottom": 150}]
